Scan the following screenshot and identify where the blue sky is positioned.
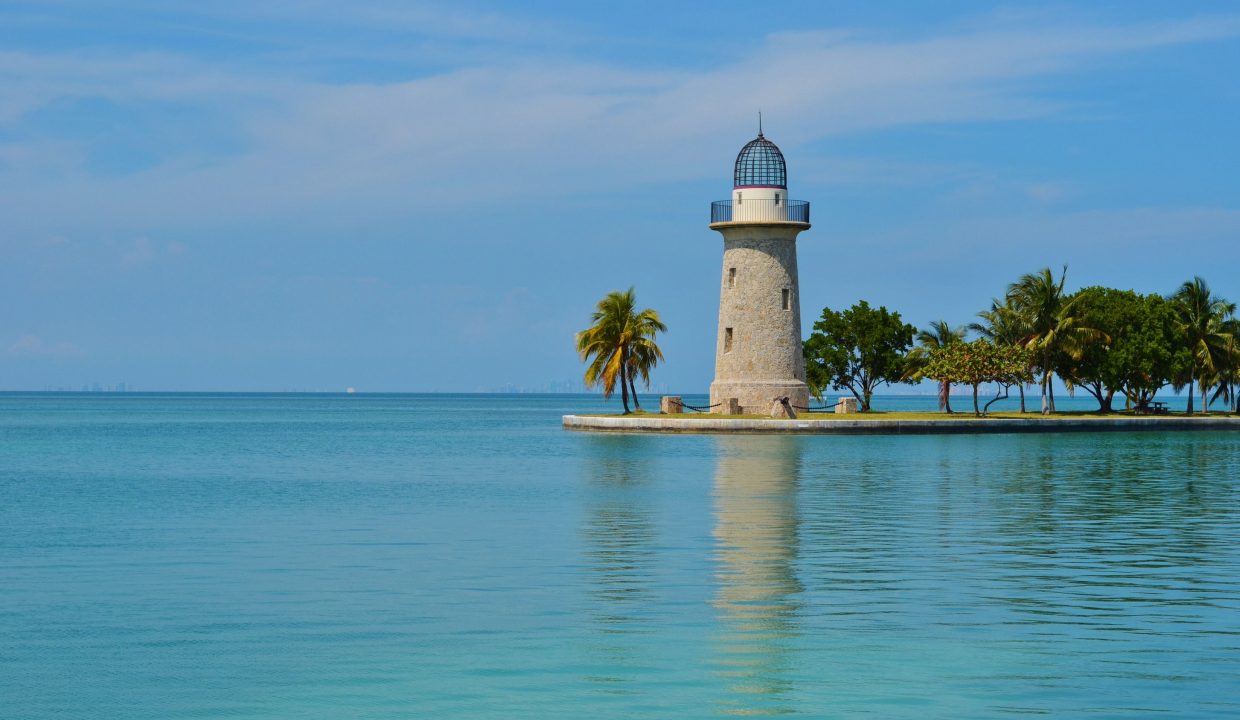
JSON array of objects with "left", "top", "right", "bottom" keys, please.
[{"left": 3, "top": 1, "right": 1239, "bottom": 391}]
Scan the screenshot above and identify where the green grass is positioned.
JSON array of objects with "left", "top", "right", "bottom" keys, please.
[
  {"left": 577, "top": 410, "right": 1235, "bottom": 421},
  {"left": 826, "top": 410, "right": 1232, "bottom": 420},
  {"left": 578, "top": 411, "right": 772, "bottom": 420}
]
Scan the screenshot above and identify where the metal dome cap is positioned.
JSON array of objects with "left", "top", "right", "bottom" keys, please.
[{"left": 733, "top": 132, "right": 787, "bottom": 189}]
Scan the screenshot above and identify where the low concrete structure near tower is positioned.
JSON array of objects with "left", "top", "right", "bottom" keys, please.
[{"left": 708, "top": 130, "right": 811, "bottom": 414}]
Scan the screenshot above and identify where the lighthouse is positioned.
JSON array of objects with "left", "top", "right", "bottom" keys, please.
[{"left": 708, "top": 128, "right": 811, "bottom": 414}]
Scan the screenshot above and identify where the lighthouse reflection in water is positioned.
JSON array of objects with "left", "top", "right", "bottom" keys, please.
[
  {"left": 576, "top": 435, "right": 805, "bottom": 714},
  {"left": 711, "top": 436, "right": 803, "bottom": 716}
]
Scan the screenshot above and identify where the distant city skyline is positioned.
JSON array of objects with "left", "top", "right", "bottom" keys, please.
[{"left": 3, "top": 1, "right": 1239, "bottom": 391}]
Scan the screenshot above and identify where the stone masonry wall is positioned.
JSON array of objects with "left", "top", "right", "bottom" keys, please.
[{"left": 709, "top": 223, "right": 809, "bottom": 414}]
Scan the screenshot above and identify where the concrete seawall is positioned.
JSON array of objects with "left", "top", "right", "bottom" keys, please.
[{"left": 563, "top": 414, "right": 1240, "bottom": 436}]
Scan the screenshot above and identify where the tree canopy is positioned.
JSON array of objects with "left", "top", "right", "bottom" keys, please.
[
  {"left": 575, "top": 288, "right": 666, "bottom": 414},
  {"left": 923, "top": 340, "right": 1033, "bottom": 416},
  {"left": 1005, "top": 266, "right": 1100, "bottom": 414},
  {"left": 579, "top": 271, "right": 1237, "bottom": 418},
  {"left": 803, "top": 300, "right": 916, "bottom": 411},
  {"left": 1064, "top": 288, "right": 1189, "bottom": 412},
  {"left": 970, "top": 297, "right": 1033, "bottom": 412},
  {"left": 1171, "top": 277, "right": 1237, "bottom": 414},
  {"left": 799, "top": 270, "right": 1236, "bottom": 416},
  {"left": 905, "top": 320, "right": 966, "bottom": 413}
]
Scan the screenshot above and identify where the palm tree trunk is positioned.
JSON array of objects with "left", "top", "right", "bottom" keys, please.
[
  {"left": 1048, "top": 376, "right": 1056, "bottom": 413},
  {"left": 619, "top": 350, "right": 631, "bottom": 414},
  {"left": 1200, "top": 377, "right": 1208, "bottom": 415},
  {"left": 972, "top": 383, "right": 980, "bottom": 417},
  {"left": 1019, "top": 384, "right": 1026, "bottom": 413},
  {"left": 1186, "top": 377, "right": 1194, "bottom": 415},
  {"left": 941, "top": 380, "right": 953, "bottom": 414},
  {"left": 629, "top": 373, "right": 641, "bottom": 412},
  {"left": 1040, "top": 370, "right": 1050, "bottom": 415}
]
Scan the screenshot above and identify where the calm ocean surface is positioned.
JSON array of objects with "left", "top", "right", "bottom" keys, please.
[{"left": 2, "top": 393, "right": 1239, "bottom": 718}]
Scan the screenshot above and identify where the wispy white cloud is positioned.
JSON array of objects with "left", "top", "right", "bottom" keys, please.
[
  {"left": 114, "top": 237, "right": 186, "bottom": 269},
  {"left": 241, "top": 0, "right": 570, "bottom": 42},
  {"left": 5, "top": 5, "right": 1238, "bottom": 391},
  {"left": 2, "top": 13, "right": 1239, "bottom": 234},
  {"left": 7, "top": 334, "right": 82, "bottom": 357},
  {"left": 828, "top": 204, "right": 1240, "bottom": 297},
  {"left": 795, "top": 203, "right": 1240, "bottom": 332},
  {"left": 953, "top": 206, "right": 1240, "bottom": 250},
  {"left": 39, "top": 0, "right": 572, "bottom": 43},
  {"left": 118, "top": 236, "right": 155, "bottom": 268},
  {"left": 1024, "top": 182, "right": 1073, "bottom": 204}
]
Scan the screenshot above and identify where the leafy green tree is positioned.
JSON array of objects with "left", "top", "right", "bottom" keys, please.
[
  {"left": 1006, "top": 266, "right": 1100, "bottom": 414},
  {"left": 576, "top": 288, "right": 666, "bottom": 414},
  {"left": 904, "top": 320, "right": 966, "bottom": 413},
  {"left": 923, "top": 340, "right": 1033, "bottom": 416},
  {"left": 1105, "top": 295, "right": 1190, "bottom": 413},
  {"left": 803, "top": 300, "right": 916, "bottom": 411},
  {"left": 1064, "top": 288, "right": 1188, "bottom": 413},
  {"left": 1171, "top": 277, "right": 1236, "bottom": 414},
  {"left": 970, "top": 298, "right": 1033, "bottom": 412}
]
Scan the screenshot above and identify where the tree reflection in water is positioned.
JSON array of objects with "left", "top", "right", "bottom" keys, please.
[
  {"left": 711, "top": 436, "right": 804, "bottom": 716},
  {"left": 578, "top": 436, "right": 658, "bottom": 694}
]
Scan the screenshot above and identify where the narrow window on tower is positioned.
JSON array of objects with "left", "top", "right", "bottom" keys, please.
[
  {"left": 736, "top": 192, "right": 742, "bottom": 204},
  {"left": 728, "top": 267, "right": 736, "bottom": 288},
  {"left": 775, "top": 192, "right": 781, "bottom": 206},
  {"left": 781, "top": 288, "right": 790, "bottom": 310},
  {"left": 724, "top": 328, "right": 733, "bottom": 353}
]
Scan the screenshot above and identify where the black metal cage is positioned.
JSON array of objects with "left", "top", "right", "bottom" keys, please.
[{"left": 733, "top": 134, "right": 787, "bottom": 188}]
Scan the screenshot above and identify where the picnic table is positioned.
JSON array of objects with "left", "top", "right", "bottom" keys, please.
[{"left": 1135, "top": 400, "right": 1170, "bottom": 415}]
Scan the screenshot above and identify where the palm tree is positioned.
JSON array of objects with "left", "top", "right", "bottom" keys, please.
[
  {"left": 624, "top": 312, "right": 668, "bottom": 412},
  {"left": 970, "top": 298, "right": 1033, "bottom": 413},
  {"left": 905, "top": 320, "right": 965, "bottom": 413},
  {"left": 1171, "top": 277, "right": 1236, "bottom": 414},
  {"left": 576, "top": 288, "right": 666, "bottom": 414},
  {"left": 1209, "top": 330, "right": 1238, "bottom": 414},
  {"left": 1223, "top": 319, "right": 1240, "bottom": 414},
  {"left": 1005, "top": 266, "right": 1098, "bottom": 415}
]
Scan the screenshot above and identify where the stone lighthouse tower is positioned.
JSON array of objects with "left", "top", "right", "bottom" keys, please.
[{"left": 708, "top": 129, "right": 811, "bottom": 414}]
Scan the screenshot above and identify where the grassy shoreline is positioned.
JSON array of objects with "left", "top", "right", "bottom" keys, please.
[{"left": 579, "top": 410, "right": 1238, "bottom": 421}]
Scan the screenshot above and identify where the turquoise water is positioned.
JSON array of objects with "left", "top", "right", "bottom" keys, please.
[{"left": 3, "top": 393, "right": 1239, "bottom": 718}]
